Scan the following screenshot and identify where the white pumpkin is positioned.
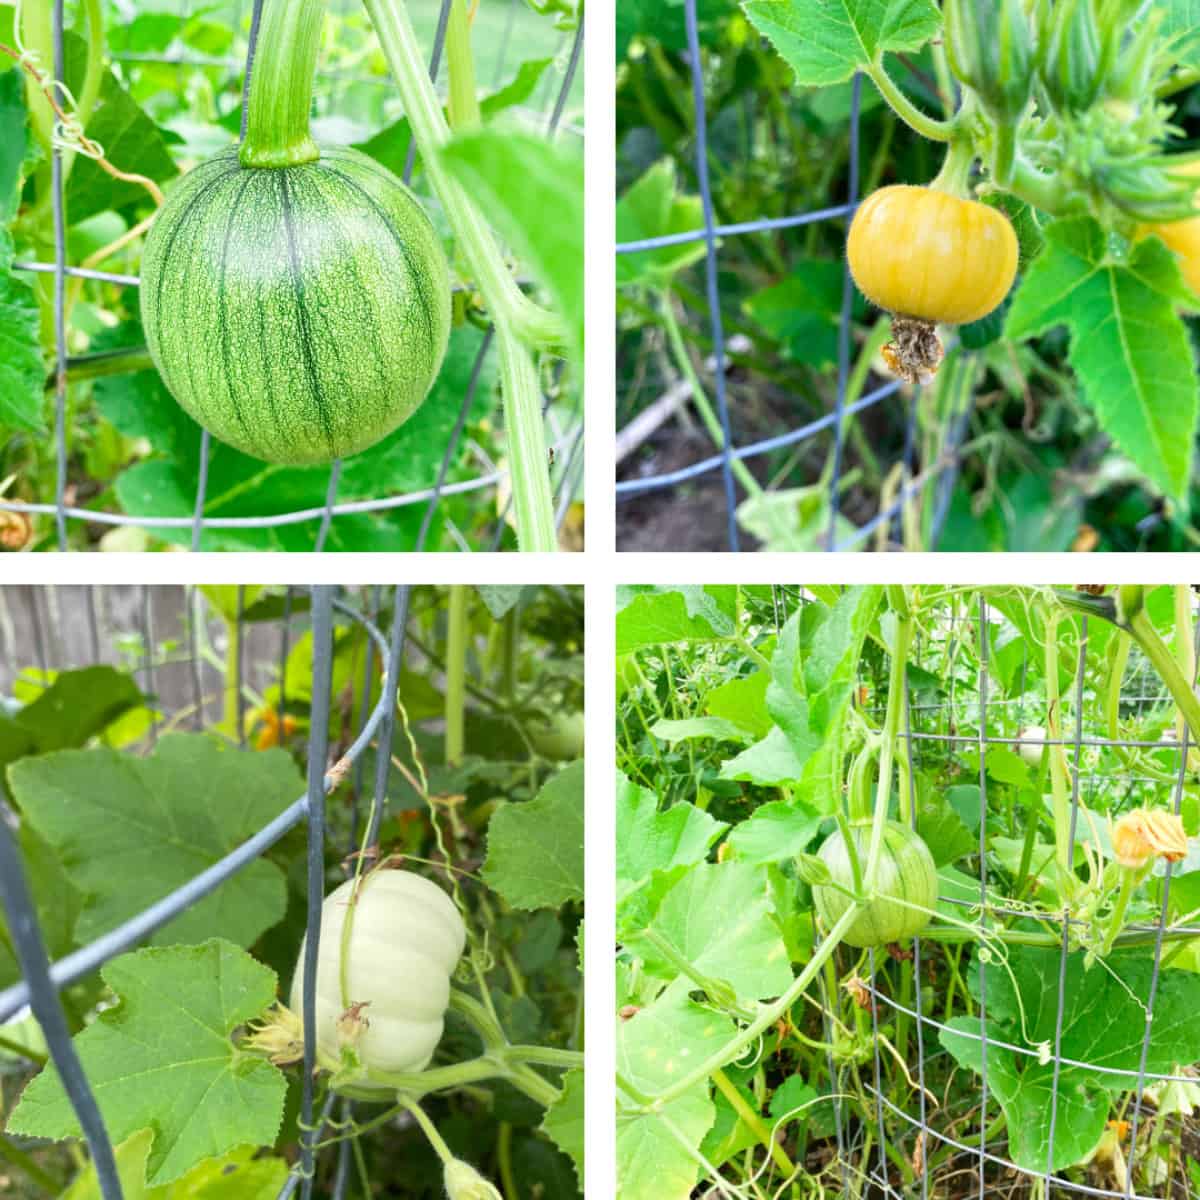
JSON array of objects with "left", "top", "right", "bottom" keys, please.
[
  {"left": 1016, "top": 726, "right": 1046, "bottom": 765},
  {"left": 291, "top": 869, "right": 466, "bottom": 1084}
]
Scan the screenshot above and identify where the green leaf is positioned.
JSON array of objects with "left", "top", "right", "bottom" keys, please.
[
  {"left": 0, "top": 68, "right": 26, "bottom": 229},
  {"left": 10, "top": 940, "right": 286, "bottom": 1186},
  {"left": 736, "top": 484, "right": 861, "bottom": 553},
  {"left": 540, "top": 1068, "right": 584, "bottom": 1186},
  {"left": 617, "top": 983, "right": 730, "bottom": 1200},
  {"left": 480, "top": 58, "right": 555, "bottom": 118},
  {"left": 615, "top": 586, "right": 739, "bottom": 651},
  {"left": 0, "top": 825, "right": 81, "bottom": 988},
  {"left": 726, "top": 798, "right": 822, "bottom": 864},
  {"left": 0, "top": 666, "right": 147, "bottom": 817},
  {"left": 440, "top": 129, "right": 583, "bottom": 367},
  {"left": 718, "top": 726, "right": 808, "bottom": 785},
  {"left": 482, "top": 760, "right": 584, "bottom": 908},
  {"left": 649, "top": 716, "right": 750, "bottom": 744},
  {"left": 100, "top": 323, "right": 495, "bottom": 551},
  {"left": 623, "top": 862, "right": 794, "bottom": 1000},
  {"left": 705, "top": 669, "right": 772, "bottom": 737},
  {"left": 803, "top": 586, "right": 883, "bottom": 733},
  {"left": 475, "top": 585, "right": 529, "bottom": 620},
  {"left": 63, "top": 1133, "right": 289, "bottom": 1200},
  {"left": 744, "top": 260, "right": 854, "bottom": 367},
  {"left": 700, "top": 1077, "right": 762, "bottom": 1167},
  {"left": 197, "top": 585, "right": 268, "bottom": 623},
  {"left": 0, "top": 266, "right": 43, "bottom": 434},
  {"left": 617, "top": 0, "right": 735, "bottom": 58},
  {"left": 1005, "top": 217, "right": 1198, "bottom": 504},
  {"left": 616, "top": 771, "right": 727, "bottom": 899},
  {"left": 940, "top": 946, "right": 1200, "bottom": 1170},
  {"left": 62, "top": 34, "right": 179, "bottom": 224},
  {"left": 353, "top": 57, "right": 553, "bottom": 179},
  {"left": 915, "top": 793, "right": 976, "bottom": 866},
  {"left": 616, "top": 160, "right": 706, "bottom": 288},
  {"left": 742, "top": 0, "right": 942, "bottom": 87},
  {"left": 8, "top": 733, "right": 302, "bottom": 947},
  {"left": 3, "top": 665, "right": 143, "bottom": 759}
]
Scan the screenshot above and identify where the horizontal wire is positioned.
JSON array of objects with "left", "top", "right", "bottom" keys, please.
[
  {"left": 615, "top": 379, "right": 902, "bottom": 495},
  {"left": 0, "top": 431, "right": 577, "bottom": 530},
  {"left": 615, "top": 201, "right": 857, "bottom": 253}
]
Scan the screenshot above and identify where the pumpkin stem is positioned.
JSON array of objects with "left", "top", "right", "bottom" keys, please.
[{"left": 240, "top": 0, "right": 325, "bottom": 168}]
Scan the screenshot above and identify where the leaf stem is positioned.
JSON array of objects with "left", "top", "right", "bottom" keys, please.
[
  {"left": 361, "top": 0, "right": 562, "bottom": 347},
  {"left": 865, "top": 60, "right": 952, "bottom": 143}
]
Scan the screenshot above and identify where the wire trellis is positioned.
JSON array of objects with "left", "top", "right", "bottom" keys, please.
[
  {"left": 615, "top": 0, "right": 967, "bottom": 553},
  {"left": 0, "top": 583, "right": 417, "bottom": 1200},
  {"left": 2, "top": 0, "right": 583, "bottom": 553},
  {"left": 781, "top": 589, "right": 1199, "bottom": 1200}
]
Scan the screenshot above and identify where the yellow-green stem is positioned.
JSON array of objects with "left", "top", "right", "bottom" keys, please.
[
  {"left": 240, "top": 0, "right": 324, "bottom": 166},
  {"left": 445, "top": 0, "right": 480, "bottom": 129},
  {"left": 711, "top": 1067, "right": 796, "bottom": 1177},
  {"left": 445, "top": 586, "right": 468, "bottom": 764}
]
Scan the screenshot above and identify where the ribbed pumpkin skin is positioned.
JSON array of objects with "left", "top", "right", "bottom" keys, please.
[
  {"left": 847, "top": 185, "right": 1018, "bottom": 325},
  {"left": 291, "top": 870, "right": 465, "bottom": 1087},
  {"left": 812, "top": 820, "right": 938, "bottom": 949},
  {"left": 140, "top": 144, "right": 451, "bottom": 465}
]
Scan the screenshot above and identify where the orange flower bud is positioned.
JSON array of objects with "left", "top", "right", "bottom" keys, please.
[
  {"left": 1112, "top": 808, "right": 1189, "bottom": 870},
  {"left": 0, "top": 510, "right": 32, "bottom": 551}
]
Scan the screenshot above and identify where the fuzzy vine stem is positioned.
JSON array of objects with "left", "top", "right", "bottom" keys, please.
[
  {"left": 361, "top": 0, "right": 560, "bottom": 550},
  {"left": 865, "top": 59, "right": 952, "bottom": 143},
  {"left": 496, "top": 328, "right": 557, "bottom": 551},
  {"left": 860, "top": 586, "right": 913, "bottom": 891},
  {"left": 360, "top": 0, "right": 561, "bottom": 349},
  {"left": 1041, "top": 604, "right": 1074, "bottom": 883}
]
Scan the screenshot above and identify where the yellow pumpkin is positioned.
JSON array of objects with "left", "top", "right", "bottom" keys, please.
[
  {"left": 1137, "top": 160, "right": 1200, "bottom": 302},
  {"left": 847, "top": 185, "right": 1019, "bottom": 325}
]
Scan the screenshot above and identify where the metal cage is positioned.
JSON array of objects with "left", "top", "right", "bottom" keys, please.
[
  {"left": 0, "top": 583, "right": 418, "bottom": 1199},
  {"left": 1, "top": 0, "right": 583, "bottom": 552},
  {"left": 615, "top": 0, "right": 963, "bottom": 553}
]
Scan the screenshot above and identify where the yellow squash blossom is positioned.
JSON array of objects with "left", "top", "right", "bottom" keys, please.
[{"left": 1111, "top": 808, "right": 1189, "bottom": 870}]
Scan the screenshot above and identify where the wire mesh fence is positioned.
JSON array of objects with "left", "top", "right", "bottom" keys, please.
[
  {"left": 2, "top": 0, "right": 583, "bottom": 552},
  {"left": 807, "top": 588, "right": 1198, "bottom": 1199},
  {"left": 614, "top": 0, "right": 961, "bottom": 553},
  {"left": 0, "top": 583, "right": 409, "bottom": 1199},
  {"left": 615, "top": 585, "right": 1200, "bottom": 1199}
]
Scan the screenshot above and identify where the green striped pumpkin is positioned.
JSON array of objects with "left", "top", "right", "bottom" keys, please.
[
  {"left": 140, "top": 144, "right": 451, "bottom": 465},
  {"left": 812, "top": 819, "right": 938, "bottom": 948}
]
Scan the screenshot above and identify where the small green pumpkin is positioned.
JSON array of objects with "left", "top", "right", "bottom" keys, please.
[
  {"left": 812, "top": 820, "right": 938, "bottom": 948},
  {"left": 140, "top": 144, "right": 451, "bottom": 465}
]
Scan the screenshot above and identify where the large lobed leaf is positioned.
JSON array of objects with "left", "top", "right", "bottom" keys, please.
[
  {"left": 482, "top": 759, "right": 584, "bottom": 908},
  {"left": 742, "top": 0, "right": 941, "bottom": 87},
  {"left": 1005, "top": 217, "right": 1199, "bottom": 506},
  {"left": 10, "top": 940, "right": 286, "bottom": 1186},
  {"left": 941, "top": 945, "right": 1200, "bottom": 1171},
  {"left": 8, "top": 732, "right": 303, "bottom": 948}
]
